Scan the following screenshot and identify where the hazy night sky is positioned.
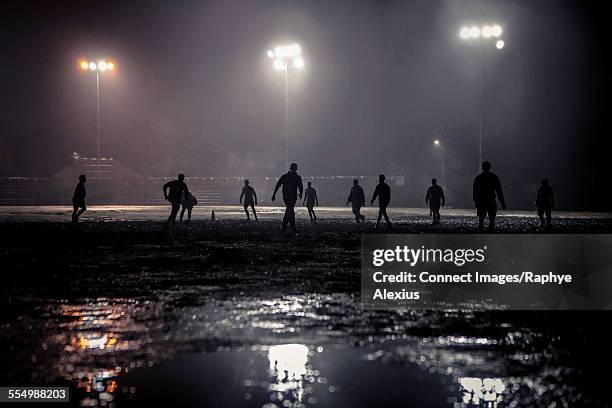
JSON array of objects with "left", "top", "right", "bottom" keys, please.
[{"left": 1, "top": 0, "right": 610, "bottom": 209}]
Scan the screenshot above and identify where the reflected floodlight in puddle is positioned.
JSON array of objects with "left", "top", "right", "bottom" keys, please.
[
  {"left": 268, "top": 343, "right": 309, "bottom": 382},
  {"left": 459, "top": 377, "right": 506, "bottom": 405}
]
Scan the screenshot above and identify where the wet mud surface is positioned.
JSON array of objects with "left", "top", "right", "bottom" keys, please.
[{"left": 1, "top": 208, "right": 612, "bottom": 407}]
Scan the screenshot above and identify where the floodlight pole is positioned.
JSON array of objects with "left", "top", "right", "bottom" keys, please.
[
  {"left": 284, "top": 64, "right": 289, "bottom": 170},
  {"left": 478, "top": 47, "right": 483, "bottom": 172},
  {"left": 441, "top": 146, "right": 446, "bottom": 181},
  {"left": 96, "top": 70, "right": 101, "bottom": 166}
]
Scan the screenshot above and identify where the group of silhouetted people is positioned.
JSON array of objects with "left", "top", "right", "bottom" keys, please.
[{"left": 70, "top": 160, "right": 555, "bottom": 231}]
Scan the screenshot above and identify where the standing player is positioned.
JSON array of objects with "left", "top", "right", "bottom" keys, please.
[
  {"left": 425, "top": 178, "right": 445, "bottom": 225},
  {"left": 535, "top": 178, "right": 554, "bottom": 228},
  {"left": 473, "top": 161, "right": 506, "bottom": 232},
  {"left": 240, "top": 179, "right": 258, "bottom": 221},
  {"left": 346, "top": 179, "right": 366, "bottom": 223},
  {"left": 303, "top": 182, "right": 319, "bottom": 223},
  {"left": 71, "top": 174, "right": 87, "bottom": 223},
  {"left": 271, "top": 163, "right": 304, "bottom": 233},
  {"left": 371, "top": 174, "right": 392, "bottom": 229},
  {"left": 163, "top": 174, "right": 190, "bottom": 225}
]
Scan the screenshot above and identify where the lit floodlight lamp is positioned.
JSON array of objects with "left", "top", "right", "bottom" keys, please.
[
  {"left": 460, "top": 27, "right": 470, "bottom": 40},
  {"left": 469, "top": 26, "right": 480, "bottom": 39},
  {"left": 267, "top": 49, "right": 275, "bottom": 58},
  {"left": 434, "top": 139, "right": 440, "bottom": 146},
  {"left": 273, "top": 59, "right": 286, "bottom": 71},
  {"left": 491, "top": 25, "right": 502, "bottom": 37},
  {"left": 481, "top": 25, "right": 492, "bottom": 38},
  {"left": 98, "top": 61, "right": 108, "bottom": 71},
  {"left": 88, "top": 62, "right": 97, "bottom": 70},
  {"left": 107, "top": 62, "right": 114, "bottom": 70},
  {"left": 80, "top": 61, "right": 89, "bottom": 70},
  {"left": 496, "top": 40, "right": 505, "bottom": 50},
  {"left": 274, "top": 43, "right": 301, "bottom": 59},
  {"left": 293, "top": 57, "right": 304, "bottom": 69}
]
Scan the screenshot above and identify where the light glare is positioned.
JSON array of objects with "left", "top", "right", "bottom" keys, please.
[
  {"left": 274, "top": 43, "right": 301, "bottom": 59},
  {"left": 434, "top": 139, "right": 440, "bottom": 145},
  {"left": 98, "top": 61, "right": 108, "bottom": 71},
  {"left": 491, "top": 25, "right": 502, "bottom": 37},
  {"left": 496, "top": 40, "right": 505, "bottom": 49},
  {"left": 273, "top": 59, "right": 285, "bottom": 71},
  {"left": 293, "top": 57, "right": 304, "bottom": 69},
  {"left": 107, "top": 62, "right": 114, "bottom": 70},
  {"left": 481, "top": 25, "right": 492, "bottom": 38},
  {"left": 267, "top": 49, "right": 275, "bottom": 58},
  {"left": 460, "top": 27, "right": 470, "bottom": 40},
  {"left": 469, "top": 26, "right": 480, "bottom": 39},
  {"left": 80, "top": 61, "right": 89, "bottom": 70},
  {"left": 88, "top": 62, "right": 97, "bottom": 70}
]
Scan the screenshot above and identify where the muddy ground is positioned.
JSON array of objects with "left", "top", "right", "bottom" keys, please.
[{"left": 1, "top": 207, "right": 612, "bottom": 407}]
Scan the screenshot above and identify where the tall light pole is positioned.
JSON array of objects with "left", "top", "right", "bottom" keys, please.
[
  {"left": 266, "top": 44, "right": 304, "bottom": 169},
  {"left": 459, "top": 24, "right": 505, "bottom": 171},
  {"left": 433, "top": 139, "right": 445, "bottom": 181},
  {"left": 79, "top": 59, "right": 115, "bottom": 171}
]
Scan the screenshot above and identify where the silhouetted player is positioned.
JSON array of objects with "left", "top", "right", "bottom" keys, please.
[
  {"left": 180, "top": 191, "right": 197, "bottom": 223},
  {"left": 473, "top": 161, "right": 506, "bottom": 232},
  {"left": 272, "top": 163, "right": 303, "bottom": 232},
  {"left": 535, "top": 178, "right": 554, "bottom": 228},
  {"left": 425, "top": 178, "right": 445, "bottom": 225},
  {"left": 163, "top": 174, "right": 190, "bottom": 225},
  {"left": 240, "top": 179, "right": 258, "bottom": 221},
  {"left": 303, "top": 182, "right": 319, "bottom": 222},
  {"left": 371, "top": 174, "right": 391, "bottom": 229},
  {"left": 71, "top": 174, "right": 87, "bottom": 223},
  {"left": 346, "top": 179, "right": 366, "bottom": 223}
]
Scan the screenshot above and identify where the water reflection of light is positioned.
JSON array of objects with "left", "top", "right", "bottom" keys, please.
[
  {"left": 267, "top": 344, "right": 309, "bottom": 403},
  {"left": 268, "top": 344, "right": 309, "bottom": 382},
  {"left": 459, "top": 377, "right": 506, "bottom": 406},
  {"left": 50, "top": 299, "right": 148, "bottom": 408},
  {"left": 76, "top": 333, "right": 118, "bottom": 350}
]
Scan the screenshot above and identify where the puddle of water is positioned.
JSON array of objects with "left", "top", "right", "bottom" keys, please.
[
  {"left": 2, "top": 293, "right": 608, "bottom": 407},
  {"left": 108, "top": 345, "right": 452, "bottom": 408}
]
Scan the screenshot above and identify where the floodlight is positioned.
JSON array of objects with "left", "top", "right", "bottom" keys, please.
[
  {"left": 274, "top": 43, "right": 301, "bottom": 59},
  {"left": 481, "top": 25, "right": 492, "bottom": 38}
]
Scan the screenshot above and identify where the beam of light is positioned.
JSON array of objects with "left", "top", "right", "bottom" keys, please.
[
  {"left": 481, "top": 25, "right": 492, "bottom": 38},
  {"left": 460, "top": 27, "right": 471, "bottom": 40},
  {"left": 469, "top": 26, "right": 480, "bottom": 39},
  {"left": 491, "top": 25, "right": 502, "bottom": 37},
  {"left": 88, "top": 62, "right": 97, "bottom": 70},
  {"left": 274, "top": 43, "right": 301, "bottom": 59},
  {"left": 293, "top": 57, "right": 304, "bottom": 69},
  {"left": 496, "top": 40, "right": 505, "bottom": 50},
  {"left": 273, "top": 59, "right": 286, "bottom": 71},
  {"left": 80, "top": 61, "right": 89, "bottom": 70}
]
